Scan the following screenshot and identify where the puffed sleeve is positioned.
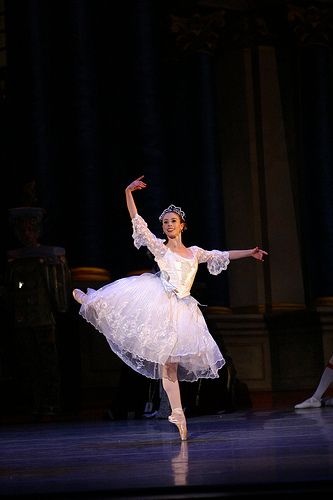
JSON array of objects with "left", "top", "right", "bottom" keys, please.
[
  {"left": 191, "top": 246, "right": 230, "bottom": 275},
  {"left": 132, "top": 214, "right": 167, "bottom": 260}
]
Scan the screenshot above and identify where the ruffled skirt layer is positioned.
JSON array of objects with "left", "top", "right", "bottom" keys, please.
[{"left": 79, "top": 272, "right": 225, "bottom": 382}]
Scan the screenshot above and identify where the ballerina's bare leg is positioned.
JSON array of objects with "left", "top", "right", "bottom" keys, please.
[
  {"left": 72, "top": 292, "right": 188, "bottom": 438},
  {"left": 162, "top": 363, "right": 188, "bottom": 441}
]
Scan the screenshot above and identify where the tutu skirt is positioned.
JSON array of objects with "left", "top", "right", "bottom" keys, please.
[{"left": 79, "top": 272, "right": 225, "bottom": 382}]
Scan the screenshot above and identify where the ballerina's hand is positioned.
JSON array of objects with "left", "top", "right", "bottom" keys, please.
[
  {"left": 126, "top": 175, "right": 147, "bottom": 192},
  {"left": 251, "top": 246, "right": 268, "bottom": 261}
]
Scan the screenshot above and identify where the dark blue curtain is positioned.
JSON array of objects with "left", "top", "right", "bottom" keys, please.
[{"left": 3, "top": 0, "right": 229, "bottom": 305}]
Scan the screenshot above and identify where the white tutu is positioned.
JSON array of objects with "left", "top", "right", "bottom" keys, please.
[{"left": 79, "top": 272, "right": 225, "bottom": 382}]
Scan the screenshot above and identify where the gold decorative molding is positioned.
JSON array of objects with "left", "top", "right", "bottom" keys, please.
[
  {"left": 288, "top": 2, "right": 333, "bottom": 47},
  {"left": 206, "top": 305, "right": 232, "bottom": 315},
  {"left": 270, "top": 302, "right": 306, "bottom": 312},
  {"left": 170, "top": 9, "right": 226, "bottom": 54},
  {"left": 168, "top": 3, "right": 281, "bottom": 57},
  {"left": 71, "top": 267, "right": 111, "bottom": 282},
  {"left": 229, "top": 304, "right": 306, "bottom": 314},
  {"left": 315, "top": 296, "right": 333, "bottom": 306}
]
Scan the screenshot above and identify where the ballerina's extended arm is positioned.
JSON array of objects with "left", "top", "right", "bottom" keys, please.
[
  {"left": 125, "top": 175, "right": 147, "bottom": 219},
  {"left": 228, "top": 247, "right": 268, "bottom": 261}
]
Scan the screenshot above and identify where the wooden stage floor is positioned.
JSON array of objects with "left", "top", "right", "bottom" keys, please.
[{"left": 1, "top": 404, "right": 333, "bottom": 499}]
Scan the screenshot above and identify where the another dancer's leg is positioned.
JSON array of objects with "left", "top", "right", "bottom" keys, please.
[
  {"left": 313, "top": 357, "right": 333, "bottom": 401},
  {"left": 295, "top": 355, "right": 333, "bottom": 408},
  {"left": 162, "top": 363, "right": 187, "bottom": 440}
]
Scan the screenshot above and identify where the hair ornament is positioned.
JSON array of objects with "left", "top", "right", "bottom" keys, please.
[{"left": 159, "top": 204, "right": 186, "bottom": 222}]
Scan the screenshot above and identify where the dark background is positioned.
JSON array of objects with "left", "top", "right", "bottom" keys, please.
[
  {"left": 1, "top": 0, "right": 333, "bottom": 420},
  {"left": 2, "top": 0, "right": 333, "bottom": 302},
  {"left": 1, "top": 0, "right": 229, "bottom": 297}
]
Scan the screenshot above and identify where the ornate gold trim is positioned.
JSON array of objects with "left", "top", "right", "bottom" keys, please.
[
  {"left": 71, "top": 267, "right": 111, "bottom": 282},
  {"left": 315, "top": 296, "right": 333, "bottom": 306}
]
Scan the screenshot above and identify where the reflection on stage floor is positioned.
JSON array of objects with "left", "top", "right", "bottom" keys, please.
[{"left": 0, "top": 406, "right": 333, "bottom": 499}]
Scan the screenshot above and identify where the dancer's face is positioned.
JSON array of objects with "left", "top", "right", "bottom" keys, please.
[{"left": 162, "top": 212, "right": 184, "bottom": 239}]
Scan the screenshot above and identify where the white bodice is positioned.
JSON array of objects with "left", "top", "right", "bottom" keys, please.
[
  {"left": 131, "top": 214, "right": 230, "bottom": 299},
  {"left": 156, "top": 248, "right": 198, "bottom": 299}
]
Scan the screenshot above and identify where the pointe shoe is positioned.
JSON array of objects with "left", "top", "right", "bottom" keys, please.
[
  {"left": 72, "top": 288, "right": 86, "bottom": 304},
  {"left": 168, "top": 408, "right": 188, "bottom": 441},
  {"left": 294, "top": 396, "right": 321, "bottom": 409}
]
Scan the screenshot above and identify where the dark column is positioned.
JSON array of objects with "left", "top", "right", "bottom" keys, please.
[
  {"left": 193, "top": 52, "right": 229, "bottom": 306},
  {"left": 290, "top": 5, "right": 333, "bottom": 303}
]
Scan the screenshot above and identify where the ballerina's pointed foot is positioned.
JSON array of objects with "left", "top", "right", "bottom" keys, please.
[
  {"left": 72, "top": 288, "right": 86, "bottom": 304},
  {"left": 168, "top": 408, "right": 188, "bottom": 441}
]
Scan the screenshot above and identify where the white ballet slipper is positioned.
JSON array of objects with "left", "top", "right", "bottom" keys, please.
[
  {"left": 168, "top": 408, "right": 188, "bottom": 441},
  {"left": 294, "top": 396, "right": 321, "bottom": 409},
  {"left": 72, "top": 288, "right": 86, "bottom": 304}
]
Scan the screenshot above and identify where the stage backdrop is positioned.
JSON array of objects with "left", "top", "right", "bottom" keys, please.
[{"left": 2, "top": 0, "right": 228, "bottom": 306}]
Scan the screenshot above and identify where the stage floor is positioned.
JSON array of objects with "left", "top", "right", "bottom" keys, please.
[{"left": 1, "top": 405, "right": 333, "bottom": 499}]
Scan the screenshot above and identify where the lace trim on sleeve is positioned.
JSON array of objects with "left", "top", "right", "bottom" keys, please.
[
  {"left": 132, "top": 214, "right": 167, "bottom": 260},
  {"left": 191, "top": 246, "right": 230, "bottom": 275}
]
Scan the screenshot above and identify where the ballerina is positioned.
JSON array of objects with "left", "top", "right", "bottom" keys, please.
[{"left": 73, "top": 175, "right": 268, "bottom": 440}]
